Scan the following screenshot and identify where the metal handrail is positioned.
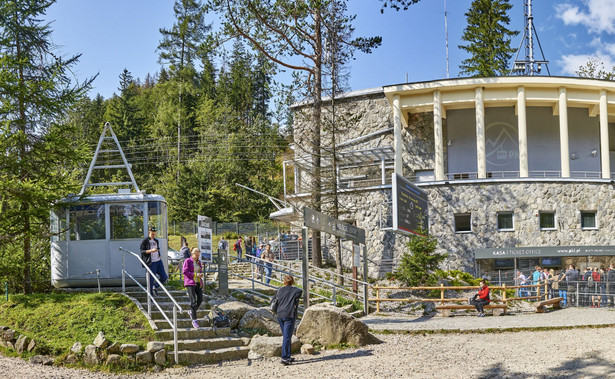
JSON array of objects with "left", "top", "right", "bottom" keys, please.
[
  {"left": 119, "top": 247, "right": 182, "bottom": 364},
  {"left": 244, "top": 254, "right": 350, "bottom": 305}
]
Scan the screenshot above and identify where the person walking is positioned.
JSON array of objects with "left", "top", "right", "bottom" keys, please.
[
  {"left": 179, "top": 241, "right": 190, "bottom": 260},
  {"left": 261, "top": 243, "right": 275, "bottom": 285},
  {"left": 233, "top": 238, "right": 243, "bottom": 261},
  {"left": 566, "top": 264, "right": 579, "bottom": 306},
  {"left": 271, "top": 275, "right": 302, "bottom": 365},
  {"left": 470, "top": 279, "right": 490, "bottom": 317},
  {"left": 557, "top": 269, "right": 567, "bottom": 306},
  {"left": 140, "top": 227, "right": 168, "bottom": 296},
  {"left": 608, "top": 263, "right": 615, "bottom": 307},
  {"left": 183, "top": 247, "right": 204, "bottom": 328}
]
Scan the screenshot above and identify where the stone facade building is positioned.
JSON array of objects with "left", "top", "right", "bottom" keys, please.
[{"left": 282, "top": 77, "right": 615, "bottom": 280}]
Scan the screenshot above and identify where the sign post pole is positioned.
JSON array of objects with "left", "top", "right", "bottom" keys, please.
[
  {"left": 218, "top": 247, "right": 228, "bottom": 295},
  {"left": 363, "top": 244, "right": 369, "bottom": 315},
  {"left": 302, "top": 227, "right": 309, "bottom": 309}
]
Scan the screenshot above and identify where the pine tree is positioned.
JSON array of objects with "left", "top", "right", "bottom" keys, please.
[
  {"left": 458, "top": 0, "right": 518, "bottom": 77},
  {"left": 104, "top": 69, "right": 143, "bottom": 144},
  {"left": 0, "top": 0, "right": 94, "bottom": 293}
]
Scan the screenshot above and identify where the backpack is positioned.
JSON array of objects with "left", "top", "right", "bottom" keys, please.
[
  {"left": 588, "top": 273, "right": 594, "bottom": 283},
  {"left": 207, "top": 307, "right": 230, "bottom": 328}
]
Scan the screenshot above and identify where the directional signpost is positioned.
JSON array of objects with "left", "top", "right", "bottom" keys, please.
[{"left": 302, "top": 207, "right": 369, "bottom": 313}]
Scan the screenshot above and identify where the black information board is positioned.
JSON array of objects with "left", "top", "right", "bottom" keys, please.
[{"left": 392, "top": 174, "right": 429, "bottom": 236}]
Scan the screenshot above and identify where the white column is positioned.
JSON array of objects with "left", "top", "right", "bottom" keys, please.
[
  {"left": 558, "top": 88, "right": 570, "bottom": 178},
  {"left": 433, "top": 90, "right": 445, "bottom": 180},
  {"left": 600, "top": 90, "right": 610, "bottom": 178},
  {"left": 393, "top": 95, "right": 403, "bottom": 176},
  {"left": 475, "top": 87, "right": 486, "bottom": 179},
  {"left": 517, "top": 87, "right": 529, "bottom": 178}
]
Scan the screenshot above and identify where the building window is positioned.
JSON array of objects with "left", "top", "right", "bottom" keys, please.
[
  {"left": 539, "top": 212, "right": 556, "bottom": 230},
  {"left": 581, "top": 211, "right": 597, "bottom": 230},
  {"left": 453, "top": 173, "right": 469, "bottom": 180},
  {"left": 454, "top": 213, "right": 472, "bottom": 233},
  {"left": 497, "top": 212, "right": 514, "bottom": 231}
]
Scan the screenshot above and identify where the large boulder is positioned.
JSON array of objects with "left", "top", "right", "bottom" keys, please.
[
  {"left": 296, "top": 303, "right": 380, "bottom": 347},
  {"left": 238, "top": 308, "right": 282, "bottom": 336},
  {"left": 147, "top": 341, "right": 165, "bottom": 353},
  {"left": 248, "top": 335, "right": 301, "bottom": 358},
  {"left": 120, "top": 344, "right": 140, "bottom": 354},
  {"left": 218, "top": 301, "right": 256, "bottom": 329},
  {"left": 70, "top": 342, "right": 83, "bottom": 354},
  {"left": 83, "top": 345, "right": 99, "bottom": 365},
  {"left": 93, "top": 331, "right": 109, "bottom": 349},
  {"left": 136, "top": 351, "right": 153, "bottom": 364},
  {"left": 15, "top": 335, "right": 29, "bottom": 354}
]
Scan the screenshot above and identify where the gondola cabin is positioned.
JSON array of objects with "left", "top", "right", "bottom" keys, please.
[{"left": 51, "top": 123, "right": 167, "bottom": 287}]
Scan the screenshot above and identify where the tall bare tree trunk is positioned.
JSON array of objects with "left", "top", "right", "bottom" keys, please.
[{"left": 311, "top": 9, "right": 323, "bottom": 268}]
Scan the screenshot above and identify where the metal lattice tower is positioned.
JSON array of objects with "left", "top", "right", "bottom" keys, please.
[{"left": 511, "top": 0, "right": 550, "bottom": 76}]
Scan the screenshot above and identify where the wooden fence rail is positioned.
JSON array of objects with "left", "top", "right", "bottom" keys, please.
[{"left": 371, "top": 282, "right": 549, "bottom": 313}]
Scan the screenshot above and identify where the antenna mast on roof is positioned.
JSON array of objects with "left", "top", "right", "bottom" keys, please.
[
  {"left": 511, "top": 0, "right": 550, "bottom": 76},
  {"left": 444, "top": 0, "right": 449, "bottom": 79}
]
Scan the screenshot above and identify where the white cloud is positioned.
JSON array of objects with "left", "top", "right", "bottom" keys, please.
[
  {"left": 559, "top": 53, "right": 615, "bottom": 75},
  {"left": 556, "top": 0, "right": 615, "bottom": 34}
]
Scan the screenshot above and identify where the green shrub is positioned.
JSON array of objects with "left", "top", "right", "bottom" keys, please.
[{"left": 388, "top": 228, "right": 447, "bottom": 287}]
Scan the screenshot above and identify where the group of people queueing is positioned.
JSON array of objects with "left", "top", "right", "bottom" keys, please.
[{"left": 516, "top": 264, "right": 615, "bottom": 308}]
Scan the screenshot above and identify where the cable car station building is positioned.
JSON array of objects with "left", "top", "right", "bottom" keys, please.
[{"left": 285, "top": 76, "right": 615, "bottom": 279}]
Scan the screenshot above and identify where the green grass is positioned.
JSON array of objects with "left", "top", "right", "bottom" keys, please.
[{"left": 0, "top": 292, "right": 155, "bottom": 355}]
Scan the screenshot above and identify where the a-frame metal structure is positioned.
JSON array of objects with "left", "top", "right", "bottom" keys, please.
[{"left": 79, "top": 122, "right": 140, "bottom": 195}]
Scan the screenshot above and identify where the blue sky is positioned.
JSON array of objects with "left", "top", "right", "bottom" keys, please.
[{"left": 45, "top": 0, "right": 615, "bottom": 99}]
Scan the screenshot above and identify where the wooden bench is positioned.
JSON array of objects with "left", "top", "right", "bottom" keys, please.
[
  {"left": 435, "top": 304, "right": 507, "bottom": 317},
  {"left": 533, "top": 297, "right": 564, "bottom": 313}
]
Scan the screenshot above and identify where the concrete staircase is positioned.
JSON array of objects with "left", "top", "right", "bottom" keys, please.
[{"left": 126, "top": 290, "right": 250, "bottom": 365}]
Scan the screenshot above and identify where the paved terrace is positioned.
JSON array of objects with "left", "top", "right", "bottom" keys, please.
[{"left": 362, "top": 307, "right": 615, "bottom": 332}]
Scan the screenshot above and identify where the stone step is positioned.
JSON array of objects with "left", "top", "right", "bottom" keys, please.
[
  {"left": 148, "top": 308, "right": 211, "bottom": 320},
  {"left": 153, "top": 317, "right": 213, "bottom": 329},
  {"left": 170, "top": 346, "right": 250, "bottom": 365},
  {"left": 155, "top": 326, "right": 231, "bottom": 340},
  {"left": 164, "top": 336, "right": 248, "bottom": 351}
]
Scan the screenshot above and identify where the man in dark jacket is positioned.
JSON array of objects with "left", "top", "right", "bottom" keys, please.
[
  {"left": 271, "top": 275, "right": 302, "bottom": 365},
  {"left": 179, "top": 241, "right": 190, "bottom": 260},
  {"left": 140, "top": 227, "right": 168, "bottom": 296}
]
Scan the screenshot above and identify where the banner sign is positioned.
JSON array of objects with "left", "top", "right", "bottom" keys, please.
[
  {"left": 303, "top": 207, "right": 365, "bottom": 244},
  {"left": 475, "top": 246, "right": 615, "bottom": 259},
  {"left": 197, "top": 215, "right": 213, "bottom": 262}
]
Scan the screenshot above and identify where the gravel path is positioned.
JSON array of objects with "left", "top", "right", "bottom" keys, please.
[
  {"left": 4, "top": 308, "right": 615, "bottom": 378},
  {"left": 4, "top": 328, "right": 615, "bottom": 378},
  {"left": 363, "top": 307, "right": 615, "bottom": 332}
]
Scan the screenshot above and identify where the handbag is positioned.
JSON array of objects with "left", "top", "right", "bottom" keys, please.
[{"left": 270, "top": 296, "right": 278, "bottom": 313}]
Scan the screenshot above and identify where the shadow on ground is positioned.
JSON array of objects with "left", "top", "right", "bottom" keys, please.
[{"left": 477, "top": 352, "right": 615, "bottom": 378}]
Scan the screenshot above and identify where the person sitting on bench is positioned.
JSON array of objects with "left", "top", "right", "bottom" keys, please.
[{"left": 470, "top": 279, "right": 490, "bottom": 317}]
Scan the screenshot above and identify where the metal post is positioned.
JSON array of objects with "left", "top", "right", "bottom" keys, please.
[
  {"left": 121, "top": 249, "right": 126, "bottom": 293},
  {"left": 96, "top": 269, "right": 101, "bottom": 294},
  {"left": 146, "top": 274, "right": 151, "bottom": 318},
  {"left": 576, "top": 282, "right": 579, "bottom": 307},
  {"left": 173, "top": 307, "right": 178, "bottom": 364},
  {"left": 498, "top": 270, "right": 501, "bottom": 286},
  {"left": 302, "top": 227, "right": 309, "bottom": 309},
  {"left": 363, "top": 244, "right": 369, "bottom": 315},
  {"left": 332, "top": 286, "right": 337, "bottom": 306}
]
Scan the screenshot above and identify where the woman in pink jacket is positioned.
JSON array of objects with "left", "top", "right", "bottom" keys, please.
[{"left": 183, "top": 248, "right": 204, "bottom": 328}]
